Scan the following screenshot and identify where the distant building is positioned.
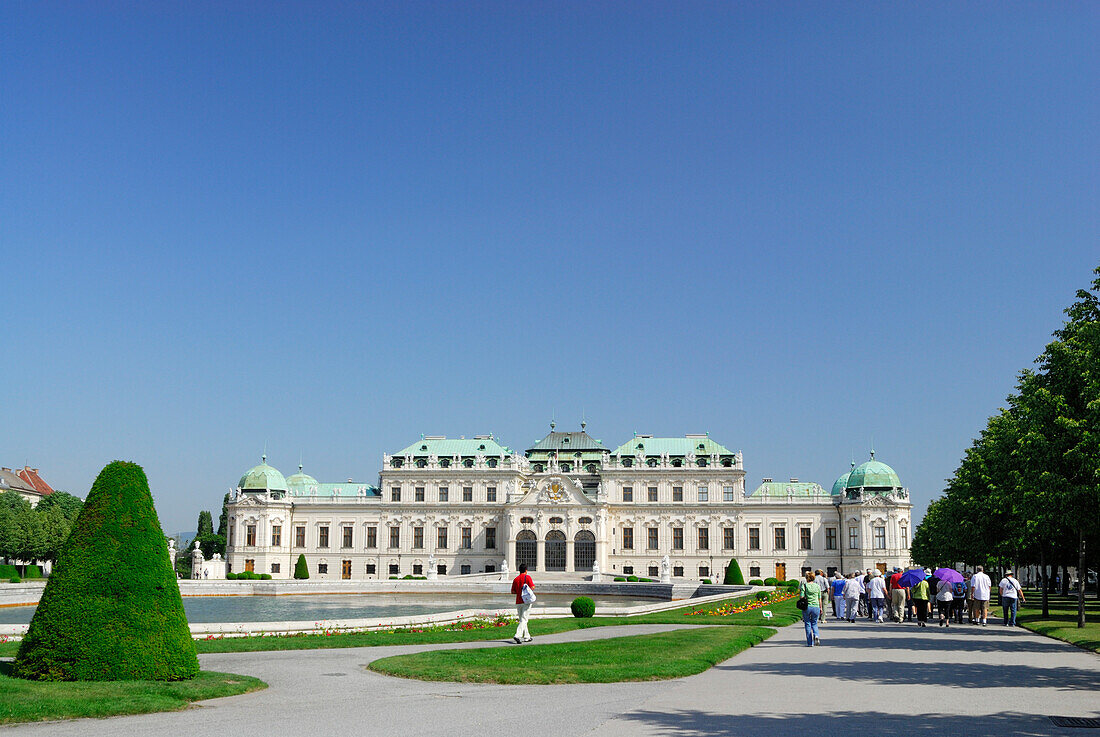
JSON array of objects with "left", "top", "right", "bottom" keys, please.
[
  {"left": 0, "top": 466, "right": 54, "bottom": 507},
  {"left": 225, "top": 426, "right": 913, "bottom": 581}
]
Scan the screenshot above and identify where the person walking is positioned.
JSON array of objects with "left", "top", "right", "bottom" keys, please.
[
  {"left": 999, "top": 570, "right": 1026, "bottom": 626},
  {"left": 814, "top": 569, "right": 829, "bottom": 624},
  {"left": 860, "top": 569, "right": 872, "bottom": 619},
  {"left": 510, "top": 563, "right": 535, "bottom": 643},
  {"left": 799, "top": 570, "right": 823, "bottom": 646},
  {"left": 970, "top": 566, "right": 992, "bottom": 626},
  {"left": 911, "top": 574, "right": 931, "bottom": 627},
  {"left": 842, "top": 572, "right": 861, "bottom": 623},
  {"left": 952, "top": 575, "right": 968, "bottom": 624},
  {"left": 888, "top": 568, "right": 907, "bottom": 623},
  {"left": 935, "top": 575, "right": 954, "bottom": 627},
  {"left": 867, "top": 569, "right": 888, "bottom": 622},
  {"left": 831, "top": 573, "right": 846, "bottom": 621}
]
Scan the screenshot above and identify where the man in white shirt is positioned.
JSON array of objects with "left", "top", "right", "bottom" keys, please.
[
  {"left": 998, "top": 570, "right": 1026, "bottom": 627},
  {"left": 814, "top": 569, "right": 829, "bottom": 623},
  {"left": 842, "top": 572, "right": 862, "bottom": 623},
  {"left": 866, "top": 570, "right": 888, "bottom": 622},
  {"left": 969, "top": 566, "right": 992, "bottom": 626}
]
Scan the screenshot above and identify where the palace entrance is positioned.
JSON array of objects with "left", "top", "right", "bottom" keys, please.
[
  {"left": 516, "top": 530, "right": 537, "bottom": 571},
  {"left": 545, "top": 530, "right": 566, "bottom": 571},
  {"left": 775, "top": 562, "right": 786, "bottom": 581},
  {"left": 574, "top": 530, "right": 595, "bottom": 571}
]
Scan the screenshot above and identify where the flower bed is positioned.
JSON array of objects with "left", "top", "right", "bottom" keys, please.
[
  {"left": 685, "top": 592, "right": 797, "bottom": 617},
  {"left": 197, "top": 613, "right": 516, "bottom": 641}
]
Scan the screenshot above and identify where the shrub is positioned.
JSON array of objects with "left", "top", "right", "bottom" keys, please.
[
  {"left": 786, "top": 580, "right": 801, "bottom": 592},
  {"left": 570, "top": 596, "right": 596, "bottom": 618},
  {"left": 627, "top": 575, "right": 639, "bottom": 582},
  {"left": 389, "top": 576, "right": 398, "bottom": 580},
  {"left": 785, "top": 579, "right": 800, "bottom": 587},
  {"left": 748, "top": 579, "right": 764, "bottom": 586},
  {"left": 293, "top": 553, "right": 309, "bottom": 580},
  {"left": 702, "top": 578, "right": 713, "bottom": 584},
  {"left": 23, "top": 565, "right": 44, "bottom": 579},
  {"left": 614, "top": 576, "right": 626, "bottom": 582},
  {"left": 10, "top": 577, "right": 21, "bottom": 584},
  {"left": 260, "top": 573, "right": 272, "bottom": 580},
  {"left": 225, "top": 572, "right": 238, "bottom": 580},
  {"left": 763, "top": 577, "right": 779, "bottom": 586},
  {"left": 0, "top": 564, "right": 18, "bottom": 579},
  {"left": 723, "top": 558, "right": 745, "bottom": 585},
  {"left": 754, "top": 591, "right": 770, "bottom": 601},
  {"left": 14, "top": 461, "right": 199, "bottom": 681}
]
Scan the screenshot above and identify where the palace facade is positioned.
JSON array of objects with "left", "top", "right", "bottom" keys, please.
[{"left": 224, "top": 426, "right": 912, "bottom": 581}]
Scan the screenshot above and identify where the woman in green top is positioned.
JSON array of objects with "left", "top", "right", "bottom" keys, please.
[
  {"left": 800, "top": 570, "right": 823, "bottom": 646},
  {"left": 910, "top": 576, "right": 931, "bottom": 627}
]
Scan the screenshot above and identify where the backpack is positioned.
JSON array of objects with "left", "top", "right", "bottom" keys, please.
[{"left": 952, "top": 581, "right": 965, "bottom": 597}]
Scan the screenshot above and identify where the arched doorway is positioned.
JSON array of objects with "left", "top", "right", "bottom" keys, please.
[
  {"left": 574, "top": 530, "right": 595, "bottom": 571},
  {"left": 516, "top": 530, "right": 537, "bottom": 571},
  {"left": 545, "top": 530, "right": 566, "bottom": 571}
]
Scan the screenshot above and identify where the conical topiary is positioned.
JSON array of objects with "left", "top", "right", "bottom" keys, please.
[
  {"left": 723, "top": 557, "right": 745, "bottom": 585},
  {"left": 294, "top": 553, "right": 309, "bottom": 579},
  {"left": 13, "top": 461, "right": 199, "bottom": 681}
]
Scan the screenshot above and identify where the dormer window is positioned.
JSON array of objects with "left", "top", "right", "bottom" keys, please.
[
  {"left": 440, "top": 459, "right": 451, "bottom": 468},
  {"left": 722, "top": 459, "right": 732, "bottom": 467},
  {"left": 533, "top": 463, "right": 544, "bottom": 473},
  {"left": 488, "top": 458, "right": 498, "bottom": 468},
  {"left": 392, "top": 459, "right": 403, "bottom": 468},
  {"left": 671, "top": 458, "right": 682, "bottom": 468},
  {"left": 697, "top": 458, "right": 708, "bottom": 467},
  {"left": 478, "top": 444, "right": 486, "bottom": 450},
  {"left": 463, "top": 458, "right": 474, "bottom": 468},
  {"left": 585, "top": 463, "right": 596, "bottom": 474},
  {"left": 421, "top": 445, "right": 428, "bottom": 451},
  {"left": 416, "top": 459, "right": 427, "bottom": 468},
  {"left": 698, "top": 443, "right": 705, "bottom": 451},
  {"left": 636, "top": 443, "right": 644, "bottom": 450},
  {"left": 562, "top": 437, "right": 569, "bottom": 443},
  {"left": 560, "top": 463, "right": 572, "bottom": 472},
  {"left": 623, "top": 458, "right": 633, "bottom": 468},
  {"left": 646, "top": 458, "right": 658, "bottom": 468}
]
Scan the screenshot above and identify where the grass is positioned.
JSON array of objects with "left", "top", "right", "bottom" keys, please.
[
  {"left": 0, "top": 664, "right": 267, "bottom": 725},
  {"left": 1017, "top": 591, "right": 1100, "bottom": 654},
  {"left": 0, "top": 595, "right": 800, "bottom": 658},
  {"left": 368, "top": 625, "right": 775, "bottom": 684}
]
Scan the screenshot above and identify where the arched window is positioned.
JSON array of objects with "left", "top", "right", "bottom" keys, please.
[
  {"left": 722, "top": 458, "right": 732, "bottom": 467},
  {"left": 585, "top": 463, "right": 596, "bottom": 474},
  {"left": 545, "top": 530, "right": 566, "bottom": 571},
  {"left": 574, "top": 529, "right": 595, "bottom": 570},
  {"left": 534, "top": 463, "right": 544, "bottom": 473}
]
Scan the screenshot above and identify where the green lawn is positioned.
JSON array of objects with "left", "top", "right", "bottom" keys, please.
[
  {"left": 0, "top": 665, "right": 266, "bottom": 725},
  {"left": 368, "top": 625, "right": 774, "bottom": 684},
  {"left": 0, "top": 596, "right": 798, "bottom": 658},
  {"left": 1018, "top": 591, "right": 1100, "bottom": 654}
]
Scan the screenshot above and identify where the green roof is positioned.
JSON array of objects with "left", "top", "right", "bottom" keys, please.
[
  {"left": 611, "top": 435, "right": 735, "bottom": 457},
  {"left": 847, "top": 457, "right": 902, "bottom": 489},
  {"left": 394, "top": 436, "right": 512, "bottom": 457},
  {"left": 238, "top": 459, "right": 288, "bottom": 492},
  {"left": 831, "top": 468, "right": 853, "bottom": 496},
  {"left": 749, "top": 481, "right": 828, "bottom": 497},
  {"left": 526, "top": 431, "right": 606, "bottom": 453}
]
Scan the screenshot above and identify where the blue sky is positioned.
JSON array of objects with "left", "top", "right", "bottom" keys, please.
[{"left": 2, "top": 3, "right": 1097, "bottom": 534}]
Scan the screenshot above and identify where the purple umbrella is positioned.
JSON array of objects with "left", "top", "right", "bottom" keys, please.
[
  {"left": 933, "top": 567, "right": 964, "bottom": 584},
  {"left": 897, "top": 569, "right": 927, "bottom": 587}
]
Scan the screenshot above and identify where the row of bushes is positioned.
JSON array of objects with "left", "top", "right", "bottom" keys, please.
[
  {"left": 389, "top": 575, "right": 427, "bottom": 580},
  {"left": 225, "top": 572, "right": 272, "bottom": 580},
  {"left": 612, "top": 575, "right": 658, "bottom": 582},
  {"left": 0, "top": 564, "right": 43, "bottom": 579}
]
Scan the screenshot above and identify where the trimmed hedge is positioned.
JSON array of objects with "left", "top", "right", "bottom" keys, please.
[
  {"left": 702, "top": 578, "right": 713, "bottom": 584},
  {"left": 786, "top": 580, "right": 801, "bottom": 592},
  {"left": 293, "top": 553, "right": 309, "bottom": 580},
  {"left": 613, "top": 577, "right": 626, "bottom": 582},
  {"left": 627, "top": 575, "right": 639, "bottom": 582},
  {"left": 9, "top": 577, "right": 21, "bottom": 584},
  {"left": 23, "top": 565, "right": 44, "bottom": 579},
  {"left": 570, "top": 596, "right": 596, "bottom": 618},
  {"left": 723, "top": 558, "right": 745, "bottom": 585},
  {"left": 260, "top": 573, "right": 272, "bottom": 580},
  {"left": 14, "top": 461, "right": 199, "bottom": 681},
  {"left": 748, "top": 579, "right": 764, "bottom": 586},
  {"left": 225, "top": 572, "right": 237, "bottom": 580},
  {"left": 763, "top": 577, "right": 779, "bottom": 586},
  {"left": 754, "top": 591, "right": 770, "bottom": 601},
  {"left": 0, "top": 564, "right": 18, "bottom": 579}
]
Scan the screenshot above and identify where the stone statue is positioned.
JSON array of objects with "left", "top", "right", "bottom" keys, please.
[
  {"left": 591, "top": 559, "right": 602, "bottom": 583},
  {"left": 426, "top": 554, "right": 437, "bottom": 580},
  {"left": 190, "top": 540, "right": 205, "bottom": 580},
  {"left": 499, "top": 558, "right": 509, "bottom": 582},
  {"left": 660, "top": 555, "right": 671, "bottom": 584}
]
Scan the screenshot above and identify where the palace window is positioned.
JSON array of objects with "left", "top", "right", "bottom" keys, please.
[
  {"left": 697, "top": 485, "right": 709, "bottom": 502},
  {"left": 697, "top": 458, "right": 708, "bottom": 467},
  {"left": 295, "top": 526, "right": 306, "bottom": 547},
  {"left": 698, "top": 527, "right": 709, "bottom": 550},
  {"left": 343, "top": 526, "right": 354, "bottom": 548},
  {"left": 579, "top": 516, "right": 593, "bottom": 524},
  {"left": 673, "top": 565, "right": 684, "bottom": 577},
  {"left": 318, "top": 526, "right": 329, "bottom": 548},
  {"left": 647, "top": 458, "right": 658, "bottom": 468},
  {"left": 389, "top": 563, "right": 399, "bottom": 575},
  {"left": 366, "top": 563, "right": 376, "bottom": 575},
  {"left": 437, "top": 527, "right": 448, "bottom": 549},
  {"left": 622, "top": 458, "right": 633, "bottom": 468},
  {"left": 486, "top": 527, "right": 496, "bottom": 549},
  {"left": 438, "top": 487, "right": 449, "bottom": 502},
  {"left": 391, "top": 487, "right": 401, "bottom": 502},
  {"left": 271, "top": 563, "right": 280, "bottom": 574},
  {"left": 748, "top": 527, "right": 760, "bottom": 550},
  {"left": 415, "top": 459, "right": 426, "bottom": 468},
  {"left": 549, "top": 516, "right": 563, "bottom": 524},
  {"left": 723, "top": 528, "right": 735, "bottom": 550},
  {"left": 271, "top": 525, "right": 281, "bottom": 547},
  {"left": 485, "top": 564, "right": 495, "bottom": 573},
  {"left": 622, "top": 566, "right": 634, "bottom": 575},
  {"left": 342, "top": 560, "right": 351, "bottom": 579},
  {"left": 586, "top": 463, "right": 597, "bottom": 473},
  {"left": 366, "top": 526, "right": 377, "bottom": 549},
  {"left": 671, "top": 458, "right": 682, "bottom": 468},
  {"left": 848, "top": 526, "right": 859, "bottom": 550},
  {"left": 533, "top": 463, "right": 544, "bottom": 473},
  {"left": 245, "top": 525, "right": 256, "bottom": 547},
  {"left": 440, "top": 459, "right": 450, "bottom": 468},
  {"left": 623, "top": 486, "right": 633, "bottom": 502},
  {"left": 900, "top": 526, "right": 908, "bottom": 549},
  {"left": 389, "top": 526, "right": 400, "bottom": 548},
  {"left": 229, "top": 522, "right": 234, "bottom": 546},
  {"left": 673, "top": 527, "right": 684, "bottom": 549},
  {"left": 825, "top": 528, "right": 837, "bottom": 550},
  {"left": 560, "top": 462, "right": 571, "bottom": 472},
  {"left": 461, "top": 564, "right": 472, "bottom": 575},
  {"left": 723, "top": 486, "right": 735, "bottom": 502},
  {"left": 799, "top": 527, "right": 811, "bottom": 550},
  {"left": 622, "top": 527, "right": 634, "bottom": 550},
  {"left": 649, "top": 565, "right": 659, "bottom": 577},
  {"left": 647, "top": 528, "right": 658, "bottom": 550},
  {"left": 463, "top": 458, "right": 474, "bottom": 468},
  {"left": 317, "top": 563, "right": 328, "bottom": 575},
  {"left": 391, "top": 459, "right": 403, "bottom": 468},
  {"left": 749, "top": 565, "right": 761, "bottom": 577},
  {"left": 487, "top": 458, "right": 498, "bottom": 468},
  {"left": 520, "top": 516, "right": 534, "bottom": 524},
  {"left": 648, "top": 487, "right": 658, "bottom": 502},
  {"left": 773, "top": 527, "right": 786, "bottom": 551},
  {"left": 437, "top": 564, "right": 447, "bottom": 576},
  {"left": 413, "top": 526, "right": 424, "bottom": 549},
  {"left": 699, "top": 566, "right": 710, "bottom": 577},
  {"left": 672, "top": 486, "right": 683, "bottom": 502},
  {"left": 873, "top": 526, "right": 886, "bottom": 549},
  {"left": 415, "top": 487, "right": 425, "bottom": 502},
  {"left": 487, "top": 486, "right": 497, "bottom": 502},
  {"left": 413, "top": 564, "right": 423, "bottom": 575},
  {"left": 463, "top": 487, "right": 473, "bottom": 502},
  {"left": 461, "top": 527, "right": 472, "bottom": 549}
]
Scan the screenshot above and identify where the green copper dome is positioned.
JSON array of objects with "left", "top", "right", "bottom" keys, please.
[
  {"left": 831, "top": 470, "right": 852, "bottom": 496},
  {"left": 238, "top": 457, "right": 288, "bottom": 492},
  {"left": 286, "top": 465, "right": 319, "bottom": 492},
  {"left": 846, "top": 456, "right": 901, "bottom": 490}
]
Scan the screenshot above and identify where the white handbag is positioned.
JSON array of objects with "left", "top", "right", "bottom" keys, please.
[{"left": 521, "top": 583, "right": 536, "bottom": 603}]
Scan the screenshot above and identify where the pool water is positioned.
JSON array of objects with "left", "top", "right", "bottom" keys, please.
[{"left": 0, "top": 593, "right": 660, "bottom": 625}]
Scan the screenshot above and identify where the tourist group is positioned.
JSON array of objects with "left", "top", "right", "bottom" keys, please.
[{"left": 796, "top": 566, "right": 1027, "bottom": 646}]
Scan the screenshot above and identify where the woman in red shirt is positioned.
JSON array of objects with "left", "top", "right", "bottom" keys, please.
[{"left": 510, "top": 564, "right": 534, "bottom": 643}]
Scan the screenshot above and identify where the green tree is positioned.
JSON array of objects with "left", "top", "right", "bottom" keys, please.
[
  {"left": 196, "top": 510, "right": 214, "bottom": 537},
  {"left": 293, "top": 553, "right": 309, "bottom": 579},
  {"left": 35, "top": 491, "right": 83, "bottom": 522},
  {"left": 0, "top": 490, "right": 32, "bottom": 514},
  {"left": 37, "top": 505, "right": 71, "bottom": 564},
  {"left": 13, "top": 506, "right": 46, "bottom": 565},
  {"left": 216, "top": 493, "right": 229, "bottom": 539},
  {"left": 0, "top": 506, "right": 17, "bottom": 562},
  {"left": 13, "top": 461, "right": 199, "bottom": 681}
]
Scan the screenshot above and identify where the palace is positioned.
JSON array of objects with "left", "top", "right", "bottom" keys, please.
[{"left": 224, "top": 426, "right": 913, "bottom": 581}]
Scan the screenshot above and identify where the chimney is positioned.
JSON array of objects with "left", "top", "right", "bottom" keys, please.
[
  {"left": 762, "top": 477, "right": 773, "bottom": 483},
  {"left": 790, "top": 478, "right": 799, "bottom": 483}
]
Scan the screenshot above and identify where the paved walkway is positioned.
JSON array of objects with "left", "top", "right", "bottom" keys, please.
[{"left": 4, "top": 619, "right": 1099, "bottom": 736}]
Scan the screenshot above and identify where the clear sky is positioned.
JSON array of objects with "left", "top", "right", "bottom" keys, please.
[{"left": 2, "top": 3, "right": 1097, "bottom": 535}]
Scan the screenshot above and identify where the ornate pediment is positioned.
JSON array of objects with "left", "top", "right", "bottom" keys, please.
[{"left": 516, "top": 476, "right": 596, "bottom": 507}]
